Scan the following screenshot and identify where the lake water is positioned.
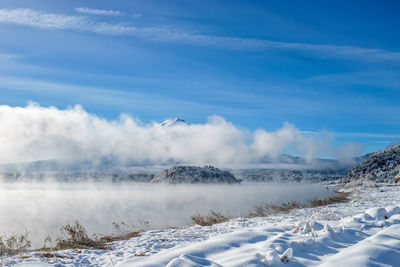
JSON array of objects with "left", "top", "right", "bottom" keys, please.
[{"left": 0, "top": 182, "right": 333, "bottom": 248}]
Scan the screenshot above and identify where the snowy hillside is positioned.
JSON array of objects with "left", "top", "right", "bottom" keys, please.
[
  {"left": 344, "top": 144, "right": 400, "bottom": 183},
  {"left": 151, "top": 165, "right": 240, "bottom": 184},
  {"left": 6, "top": 184, "right": 400, "bottom": 266},
  {"left": 160, "top": 118, "right": 189, "bottom": 127},
  {"left": 234, "top": 168, "right": 347, "bottom": 183}
]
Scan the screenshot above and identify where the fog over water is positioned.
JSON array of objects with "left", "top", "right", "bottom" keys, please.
[{"left": 0, "top": 182, "right": 333, "bottom": 248}]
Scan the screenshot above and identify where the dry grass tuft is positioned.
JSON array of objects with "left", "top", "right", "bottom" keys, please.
[
  {"left": 39, "top": 220, "right": 142, "bottom": 252},
  {"left": 191, "top": 211, "right": 231, "bottom": 226},
  {"left": 248, "top": 189, "right": 354, "bottom": 218},
  {"left": 166, "top": 226, "right": 183, "bottom": 230},
  {"left": 0, "top": 232, "right": 31, "bottom": 256},
  {"left": 268, "top": 201, "right": 305, "bottom": 213},
  {"left": 55, "top": 220, "right": 107, "bottom": 250},
  {"left": 97, "top": 231, "right": 141, "bottom": 243},
  {"left": 310, "top": 191, "right": 352, "bottom": 207},
  {"left": 192, "top": 190, "right": 355, "bottom": 224},
  {"left": 37, "top": 252, "right": 73, "bottom": 259},
  {"left": 248, "top": 201, "right": 305, "bottom": 217},
  {"left": 134, "top": 252, "right": 147, "bottom": 256},
  {"left": 20, "top": 255, "right": 31, "bottom": 259},
  {"left": 96, "top": 221, "right": 142, "bottom": 243}
]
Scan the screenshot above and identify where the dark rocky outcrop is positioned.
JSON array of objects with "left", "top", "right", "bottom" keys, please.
[{"left": 151, "top": 165, "right": 240, "bottom": 184}]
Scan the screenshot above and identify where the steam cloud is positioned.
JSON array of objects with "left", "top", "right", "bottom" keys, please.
[
  {"left": 0, "top": 103, "right": 338, "bottom": 166},
  {"left": 335, "top": 143, "right": 364, "bottom": 164},
  {"left": 0, "top": 182, "right": 332, "bottom": 248}
]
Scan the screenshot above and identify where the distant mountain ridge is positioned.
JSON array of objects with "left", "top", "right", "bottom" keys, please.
[
  {"left": 161, "top": 118, "right": 189, "bottom": 127},
  {"left": 0, "top": 153, "right": 370, "bottom": 182}
]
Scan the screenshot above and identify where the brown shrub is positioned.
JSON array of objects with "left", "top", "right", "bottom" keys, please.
[
  {"left": 248, "top": 201, "right": 305, "bottom": 217},
  {"left": 0, "top": 232, "right": 31, "bottom": 256},
  {"left": 191, "top": 211, "right": 230, "bottom": 226},
  {"left": 55, "top": 221, "right": 106, "bottom": 250},
  {"left": 38, "top": 252, "right": 73, "bottom": 259},
  {"left": 310, "top": 191, "right": 351, "bottom": 207},
  {"left": 248, "top": 190, "right": 354, "bottom": 218},
  {"left": 97, "top": 231, "right": 141, "bottom": 243}
]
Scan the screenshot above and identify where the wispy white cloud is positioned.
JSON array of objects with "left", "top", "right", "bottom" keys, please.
[
  {"left": 75, "top": 7, "right": 123, "bottom": 16},
  {"left": 337, "top": 132, "right": 400, "bottom": 138},
  {"left": 0, "top": 8, "right": 399, "bottom": 62},
  {"left": 0, "top": 8, "right": 87, "bottom": 29},
  {"left": 132, "top": 13, "right": 142, "bottom": 19}
]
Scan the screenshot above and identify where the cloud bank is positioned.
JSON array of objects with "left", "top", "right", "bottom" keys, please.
[
  {"left": 0, "top": 8, "right": 399, "bottom": 62},
  {"left": 0, "top": 103, "right": 336, "bottom": 166}
]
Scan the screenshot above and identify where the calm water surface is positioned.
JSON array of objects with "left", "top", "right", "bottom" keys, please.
[{"left": 0, "top": 182, "right": 333, "bottom": 247}]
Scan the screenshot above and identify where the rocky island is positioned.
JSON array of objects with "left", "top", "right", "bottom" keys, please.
[{"left": 151, "top": 165, "right": 240, "bottom": 184}]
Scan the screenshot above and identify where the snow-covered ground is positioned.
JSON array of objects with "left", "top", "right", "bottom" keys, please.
[{"left": 5, "top": 184, "right": 400, "bottom": 267}]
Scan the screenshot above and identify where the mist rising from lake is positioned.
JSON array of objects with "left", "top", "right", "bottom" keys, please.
[{"left": 0, "top": 182, "right": 333, "bottom": 248}]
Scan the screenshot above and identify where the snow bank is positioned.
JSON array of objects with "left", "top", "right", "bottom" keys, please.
[
  {"left": 166, "top": 255, "right": 222, "bottom": 267},
  {"left": 320, "top": 224, "right": 400, "bottom": 267}
]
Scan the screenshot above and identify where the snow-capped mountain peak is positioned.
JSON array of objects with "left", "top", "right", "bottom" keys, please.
[{"left": 160, "top": 118, "right": 189, "bottom": 127}]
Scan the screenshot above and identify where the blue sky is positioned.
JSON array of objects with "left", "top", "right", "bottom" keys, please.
[{"left": 0, "top": 0, "right": 400, "bottom": 156}]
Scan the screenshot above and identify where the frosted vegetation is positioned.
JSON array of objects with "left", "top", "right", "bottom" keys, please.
[{"left": 344, "top": 143, "right": 400, "bottom": 183}]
